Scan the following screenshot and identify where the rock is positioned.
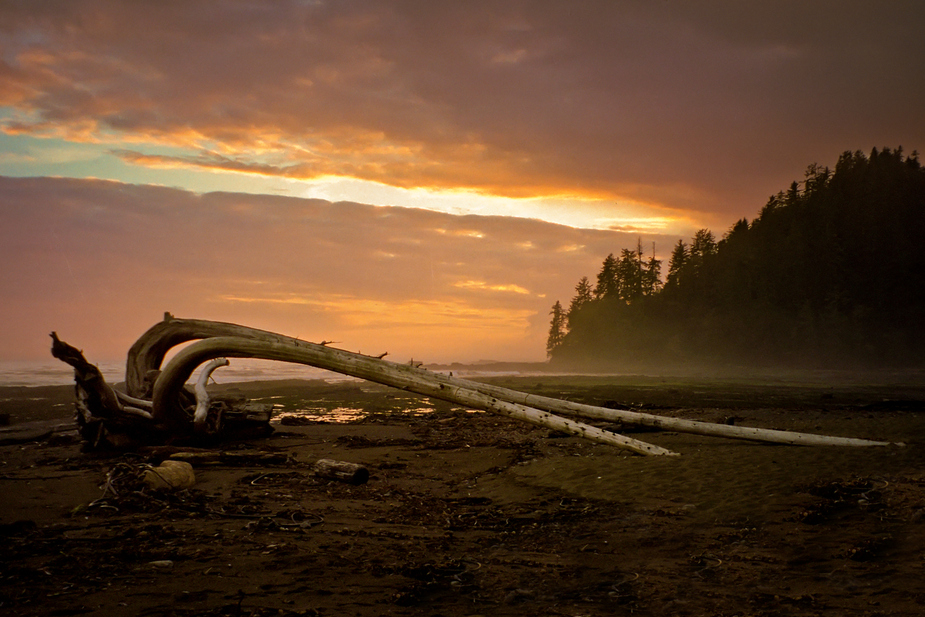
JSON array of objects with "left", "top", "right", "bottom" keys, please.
[{"left": 142, "top": 460, "right": 195, "bottom": 490}]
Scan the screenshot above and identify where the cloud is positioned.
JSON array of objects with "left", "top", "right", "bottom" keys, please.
[
  {"left": 453, "top": 280, "right": 532, "bottom": 295},
  {"left": 0, "top": 176, "right": 681, "bottom": 362},
  {"left": 1, "top": 0, "right": 921, "bottom": 225}
]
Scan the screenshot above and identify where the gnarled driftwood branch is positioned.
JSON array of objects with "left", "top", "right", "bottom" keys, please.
[{"left": 52, "top": 314, "right": 899, "bottom": 453}]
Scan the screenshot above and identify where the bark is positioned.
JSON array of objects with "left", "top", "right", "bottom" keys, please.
[
  {"left": 314, "top": 459, "right": 370, "bottom": 485},
  {"left": 52, "top": 332, "right": 158, "bottom": 447},
  {"left": 193, "top": 357, "right": 229, "bottom": 435},
  {"left": 168, "top": 451, "right": 292, "bottom": 466},
  {"left": 56, "top": 316, "right": 896, "bottom": 453},
  {"left": 146, "top": 320, "right": 895, "bottom": 450},
  {"left": 125, "top": 313, "right": 294, "bottom": 398},
  {"left": 51, "top": 331, "right": 122, "bottom": 417},
  {"left": 152, "top": 336, "right": 677, "bottom": 456},
  {"left": 423, "top": 375, "right": 898, "bottom": 448}
]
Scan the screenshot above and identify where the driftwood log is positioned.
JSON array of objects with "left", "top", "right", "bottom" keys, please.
[
  {"left": 427, "top": 375, "right": 896, "bottom": 448},
  {"left": 52, "top": 314, "right": 898, "bottom": 454},
  {"left": 314, "top": 459, "right": 370, "bottom": 485},
  {"left": 151, "top": 334, "right": 676, "bottom": 455}
]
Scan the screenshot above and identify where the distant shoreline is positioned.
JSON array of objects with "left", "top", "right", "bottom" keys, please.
[
  {"left": 5, "top": 355, "right": 925, "bottom": 390},
  {"left": 0, "top": 358, "right": 555, "bottom": 388}
]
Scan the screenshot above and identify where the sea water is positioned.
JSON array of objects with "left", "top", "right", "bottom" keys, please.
[{"left": 0, "top": 358, "right": 355, "bottom": 387}]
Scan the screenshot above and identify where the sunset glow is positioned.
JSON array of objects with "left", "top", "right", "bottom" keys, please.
[{"left": 1, "top": 1, "right": 922, "bottom": 364}]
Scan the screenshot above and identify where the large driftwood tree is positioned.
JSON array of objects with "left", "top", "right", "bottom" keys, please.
[{"left": 52, "top": 313, "right": 897, "bottom": 453}]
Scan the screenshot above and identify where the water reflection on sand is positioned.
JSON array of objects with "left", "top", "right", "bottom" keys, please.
[{"left": 269, "top": 401, "right": 486, "bottom": 424}]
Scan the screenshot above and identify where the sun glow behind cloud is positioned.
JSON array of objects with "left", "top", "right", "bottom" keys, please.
[
  {"left": 218, "top": 292, "right": 540, "bottom": 361},
  {"left": 0, "top": 124, "right": 694, "bottom": 233},
  {"left": 102, "top": 136, "right": 694, "bottom": 233},
  {"left": 1, "top": 0, "right": 922, "bottom": 365},
  {"left": 219, "top": 165, "right": 698, "bottom": 233},
  {"left": 221, "top": 293, "right": 534, "bottom": 329},
  {"left": 453, "top": 280, "right": 532, "bottom": 295},
  {"left": 1, "top": 0, "right": 921, "bottom": 233},
  {"left": 0, "top": 176, "right": 686, "bottom": 362},
  {"left": 273, "top": 174, "right": 694, "bottom": 233}
]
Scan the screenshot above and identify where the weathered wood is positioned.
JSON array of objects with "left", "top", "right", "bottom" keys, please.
[
  {"left": 115, "top": 390, "right": 153, "bottom": 410},
  {"left": 51, "top": 331, "right": 122, "bottom": 417},
  {"left": 168, "top": 451, "right": 291, "bottom": 466},
  {"left": 314, "top": 459, "right": 370, "bottom": 485},
  {"left": 423, "top": 374, "right": 900, "bottom": 448},
  {"left": 56, "top": 316, "right": 897, "bottom": 454},
  {"left": 52, "top": 331, "right": 160, "bottom": 447},
  {"left": 152, "top": 336, "right": 677, "bottom": 456},
  {"left": 193, "top": 357, "right": 229, "bottom": 435},
  {"left": 148, "top": 321, "right": 896, "bottom": 450},
  {"left": 125, "top": 313, "right": 294, "bottom": 398}
]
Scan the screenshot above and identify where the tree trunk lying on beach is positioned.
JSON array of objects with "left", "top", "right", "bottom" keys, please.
[
  {"left": 426, "top": 374, "right": 898, "bottom": 448},
  {"left": 51, "top": 313, "right": 898, "bottom": 454}
]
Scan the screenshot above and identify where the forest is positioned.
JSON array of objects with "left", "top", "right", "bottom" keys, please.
[{"left": 547, "top": 147, "right": 925, "bottom": 370}]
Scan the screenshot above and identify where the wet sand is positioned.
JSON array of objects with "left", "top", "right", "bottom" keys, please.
[{"left": 2, "top": 374, "right": 925, "bottom": 616}]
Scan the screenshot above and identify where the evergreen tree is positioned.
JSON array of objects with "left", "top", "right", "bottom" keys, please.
[
  {"left": 557, "top": 147, "right": 925, "bottom": 368},
  {"left": 546, "top": 300, "right": 567, "bottom": 357},
  {"left": 690, "top": 229, "right": 717, "bottom": 262},
  {"left": 566, "top": 276, "right": 594, "bottom": 329},
  {"left": 666, "top": 239, "right": 688, "bottom": 287},
  {"left": 642, "top": 251, "right": 662, "bottom": 295},
  {"left": 617, "top": 247, "right": 642, "bottom": 302},
  {"left": 594, "top": 253, "right": 619, "bottom": 299}
]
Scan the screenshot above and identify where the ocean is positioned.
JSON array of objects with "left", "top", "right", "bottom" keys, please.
[{"left": 0, "top": 358, "right": 356, "bottom": 388}]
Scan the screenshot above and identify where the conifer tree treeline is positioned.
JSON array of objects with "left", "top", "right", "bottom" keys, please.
[{"left": 547, "top": 147, "right": 925, "bottom": 368}]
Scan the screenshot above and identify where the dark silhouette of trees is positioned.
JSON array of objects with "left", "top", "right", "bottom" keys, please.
[
  {"left": 642, "top": 243, "right": 663, "bottom": 296},
  {"left": 616, "top": 247, "right": 643, "bottom": 302},
  {"left": 690, "top": 229, "right": 716, "bottom": 262},
  {"left": 546, "top": 300, "right": 566, "bottom": 357},
  {"left": 586, "top": 241, "right": 664, "bottom": 306},
  {"left": 546, "top": 147, "right": 925, "bottom": 369},
  {"left": 594, "top": 253, "right": 619, "bottom": 299},
  {"left": 665, "top": 239, "right": 688, "bottom": 288},
  {"left": 566, "top": 277, "right": 593, "bottom": 330}
]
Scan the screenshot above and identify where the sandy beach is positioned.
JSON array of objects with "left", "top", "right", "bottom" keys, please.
[{"left": 2, "top": 373, "right": 925, "bottom": 616}]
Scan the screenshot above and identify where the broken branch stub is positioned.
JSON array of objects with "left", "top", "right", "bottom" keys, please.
[
  {"left": 193, "top": 357, "right": 229, "bottom": 436},
  {"left": 51, "top": 331, "right": 163, "bottom": 448}
]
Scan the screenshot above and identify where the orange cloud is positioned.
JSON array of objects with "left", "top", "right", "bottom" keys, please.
[
  {"left": 0, "top": 176, "right": 685, "bottom": 362},
  {"left": 452, "top": 280, "right": 531, "bottom": 295},
  {"left": 221, "top": 293, "right": 534, "bottom": 330},
  {"left": 2, "top": 1, "right": 922, "bottom": 235}
]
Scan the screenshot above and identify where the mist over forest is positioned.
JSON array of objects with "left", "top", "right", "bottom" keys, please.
[{"left": 547, "top": 147, "right": 925, "bottom": 371}]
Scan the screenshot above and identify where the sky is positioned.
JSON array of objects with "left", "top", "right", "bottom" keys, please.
[{"left": 1, "top": 1, "right": 923, "bottom": 365}]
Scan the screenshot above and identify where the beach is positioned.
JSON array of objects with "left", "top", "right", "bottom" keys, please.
[{"left": 2, "top": 374, "right": 925, "bottom": 616}]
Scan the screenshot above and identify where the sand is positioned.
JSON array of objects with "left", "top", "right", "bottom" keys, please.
[{"left": 2, "top": 374, "right": 925, "bottom": 616}]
